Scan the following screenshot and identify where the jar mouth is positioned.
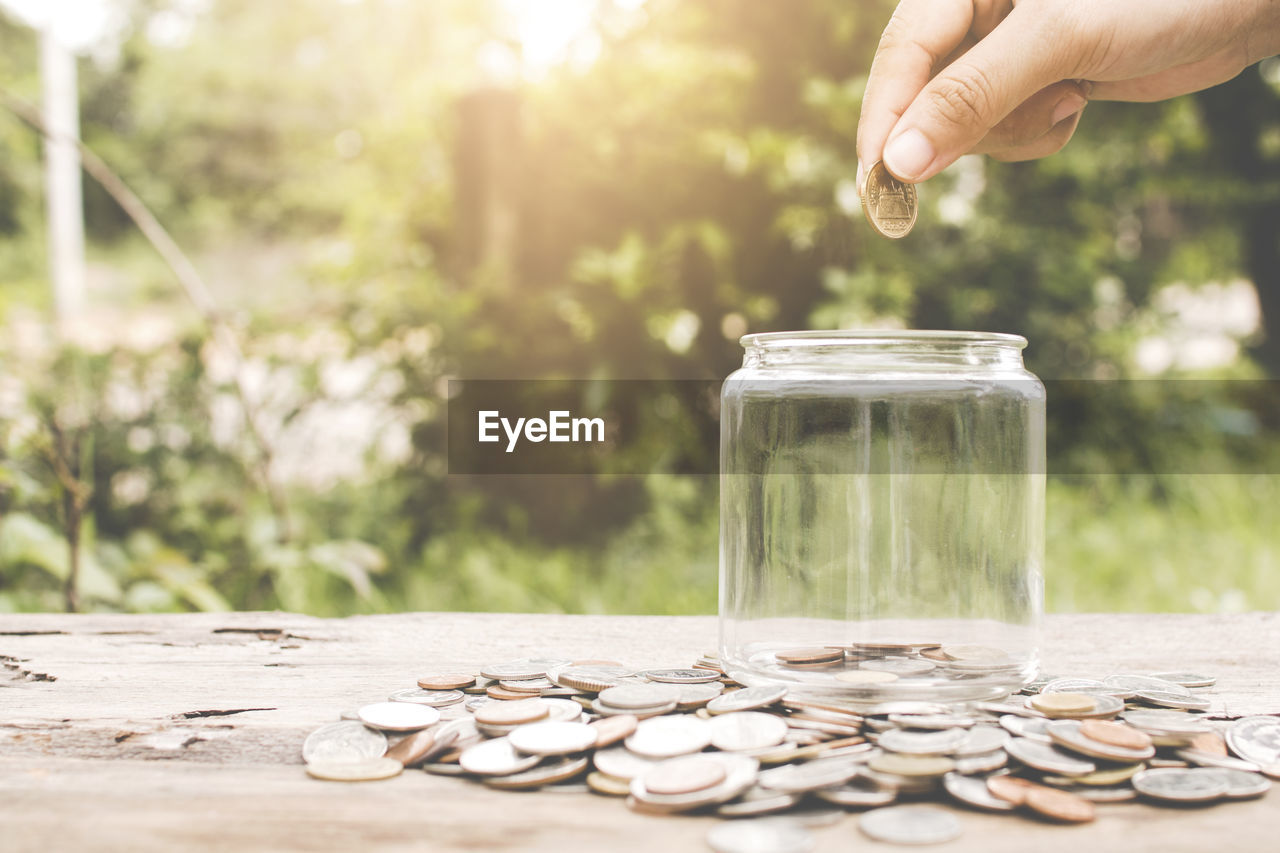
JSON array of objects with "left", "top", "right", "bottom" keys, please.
[{"left": 741, "top": 330, "right": 1027, "bottom": 350}]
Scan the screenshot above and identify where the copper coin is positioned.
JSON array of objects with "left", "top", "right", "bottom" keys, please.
[
  {"left": 1080, "top": 720, "right": 1153, "bottom": 751},
  {"left": 486, "top": 685, "right": 533, "bottom": 701},
  {"left": 862, "top": 160, "right": 918, "bottom": 239},
  {"left": 1188, "top": 731, "right": 1228, "bottom": 756},
  {"left": 1024, "top": 786, "right": 1096, "bottom": 823},
  {"left": 589, "top": 714, "right": 639, "bottom": 748},
  {"left": 987, "top": 775, "right": 1039, "bottom": 806},
  {"left": 643, "top": 755, "right": 728, "bottom": 795},
  {"left": 385, "top": 728, "right": 437, "bottom": 767},
  {"left": 920, "top": 647, "right": 950, "bottom": 662},
  {"left": 474, "top": 697, "right": 549, "bottom": 726},
  {"left": 775, "top": 648, "right": 844, "bottom": 664},
  {"left": 417, "top": 674, "right": 475, "bottom": 691}
]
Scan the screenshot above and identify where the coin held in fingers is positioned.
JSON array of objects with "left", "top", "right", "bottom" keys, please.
[{"left": 862, "top": 160, "right": 918, "bottom": 239}]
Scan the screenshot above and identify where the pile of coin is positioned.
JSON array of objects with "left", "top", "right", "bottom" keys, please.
[{"left": 300, "top": 654, "right": 1278, "bottom": 850}]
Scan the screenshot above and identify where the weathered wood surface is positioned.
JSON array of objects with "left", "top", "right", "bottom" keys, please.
[{"left": 2, "top": 611, "right": 1278, "bottom": 852}]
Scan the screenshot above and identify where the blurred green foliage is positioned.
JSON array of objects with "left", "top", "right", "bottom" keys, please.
[{"left": 0, "top": 0, "right": 1278, "bottom": 615}]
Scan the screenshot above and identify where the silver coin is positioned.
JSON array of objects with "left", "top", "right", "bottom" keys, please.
[
  {"left": 598, "top": 683, "right": 683, "bottom": 710},
  {"left": 757, "top": 757, "right": 861, "bottom": 793},
  {"left": 1132, "top": 767, "right": 1228, "bottom": 803},
  {"left": 592, "top": 696, "right": 677, "bottom": 718},
  {"left": 497, "top": 677, "right": 555, "bottom": 693},
  {"left": 305, "top": 757, "right": 403, "bottom": 782},
  {"left": 866, "top": 702, "right": 951, "bottom": 717},
  {"left": 1123, "top": 709, "right": 1213, "bottom": 735},
  {"left": 1135, "top": 690, "right": 1211, "bottom": 711},
  {"left": 940, "top": 644, "right": 1009, "bottom": 663},
  {"left": 302, "top": 721, "right": 388, "bottom": 763},
  {"left": 479, "top": 658, "right": 571, "bottom": 681},
  {"left": 593, "top": 745, "right": 662, "bottom": 780},
  {"left": 625, "top": 714, "right": 713, "bottom": 759},
  {"left": 954, "top": 750, "right": 1008, "bottom": 775},
  {"left": 859, "top": 805, "right": 962, "bottom": 845},
  {"left": 465, "top": 696, "right": 495, "bottom": 713},
  {"left": 707, "top": 818, "right": 814, "bottom": 853},
  {"left": 1065, "top": 694, "right": 1126, "bottom": 717},
  {"left": 888, "top": 714, "right": 975, "bottom": 730},
  {"left": 707, "top": 685, "right": 789, "bottom": 715},
  {"left": 813, "top": 776, "right": 897, "bottom": 808},
  {"left": 676, "top": 682, "right": 725, "bottom": 707},
  {"left": 1149, "top": 671, "right": 1216, "bottom": 688},
  {"left": 953, "top": 726, "right": 1009, "bottom": 756},
  {"left": 710, "top": 711, "right": 790, "bottom": 752},
  {"left": 357, "top": 701, "right": 441, "bottom": 732},
  {"left": 1069, "top": 785, "right": 1138, "bottom": 803},
  {"left": 1040, "top": 678, "right": 1108, "bottom": 694},
  {"left": 458, "top": 736, "right": 542, "bottom": 776},
  {"left": 541, "top": 697, "right": 585, "bottom": 722},
  {"left": 1102, "top": 674, "right": 1192, "bottom": 697},
  {"left": 1005, "top": 737, "right": 1096, "bottom": 776},
  {"left": 975, "top": 702, "right": 1044, "bottom": 719},
  {"left": 717, "top": 787, "right": 803, "bottom": 817},
  {"left": 643, "top": 668, "right": 722, "bottom": 684},
  {"left": 482, "top": 755, "right": 591, "bottom": 790},
  {"left": 1176, "top": 749, "right": 1260, "bottom": 773},
  {"left": 1212, "top": 768, "right": 1272, "bottom": 799},
  {"left": 861, "top": 658, "right": 937, "bottom": 676},
  {"left": 877, "top": 727, "right": 968, "bottom": 755},
  {"left": 508, "top": 720, "right": 597, "bottom": 756},
  {"left": 999, "top": 715, "right": 1052, "bottom": 743},
  {"left": 549, "top": 664, "right": 633, "bottom": 690},
  {"left": 1047, "top": 720, "right": 1155, "bottom": 762},
  {"left": 388, "top": 688, "right": 465, "bottom": 707},
  {"left": 942, "top": 772, "right": 1016, "bottom": 812},
  {"left": 631, "top": 753, "right": 759, "bottom": 811},
  {"left": 1227, "top": 716, "right": 1280, "bottom": 766}
]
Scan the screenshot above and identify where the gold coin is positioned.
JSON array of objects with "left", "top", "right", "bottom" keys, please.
[
  {"left": 587, "top": 771, "right": 633, "bottom": 796},
  {"left": 1031, "top": 692, "right": 1096, "bottom": 714},
  {"left": 474, "top": 697, "right": 549, "bottom": 726},
  {"left": 862, "top": 160, "right": 918, "bottom": 239},
  {"left": 869, "top": 754, "right": 954, "bottom": 777}
]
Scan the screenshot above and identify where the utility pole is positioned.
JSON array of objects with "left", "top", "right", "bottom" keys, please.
[{"left": 40, "top": 23, "right": 86, "bottom": 333}]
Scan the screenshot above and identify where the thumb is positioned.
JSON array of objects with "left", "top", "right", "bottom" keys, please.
[{"left": 882, "top": 7, "right": 1068, "bottom": 183}]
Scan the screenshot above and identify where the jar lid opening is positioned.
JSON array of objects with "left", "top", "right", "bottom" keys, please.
[{"left": 741, "top": 330, "right": 1027, "bottom": 350}]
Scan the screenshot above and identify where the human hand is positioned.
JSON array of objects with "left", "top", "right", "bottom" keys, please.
[{"left": 857, "top": 0, "right": 1280, "bottom": 188}]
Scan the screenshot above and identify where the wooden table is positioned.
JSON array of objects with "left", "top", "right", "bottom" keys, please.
[{"left": 2, "top": 611, "right": 1278, "bottom": 852}]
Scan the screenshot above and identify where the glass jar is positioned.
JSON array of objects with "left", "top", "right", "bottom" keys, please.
[{"left": 719, "top": 331, "right": 1045, "bottom": 703}]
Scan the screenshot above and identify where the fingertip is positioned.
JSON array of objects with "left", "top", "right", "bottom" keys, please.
[{"left": 883, "top": 128, "right": 936, "bottom": 182}]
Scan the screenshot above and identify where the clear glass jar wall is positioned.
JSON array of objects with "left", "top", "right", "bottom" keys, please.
[{"left": 719, "top": 331, "right": 1045, "bottom": 703}]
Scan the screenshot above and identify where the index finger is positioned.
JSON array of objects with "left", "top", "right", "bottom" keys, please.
[{"left": 856, "top": 0, "right": 980, "bottom": 191}]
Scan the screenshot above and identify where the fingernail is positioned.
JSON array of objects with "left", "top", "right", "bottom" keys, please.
[
  {"left": 856, "top": 160, "right": 866, "bottom": 195},
  {"left": 1051, "top": 94, "right": 1087, "bottom": 126},
  {"left": 883, "top": 129, "right": 934, "bottom": 181}
]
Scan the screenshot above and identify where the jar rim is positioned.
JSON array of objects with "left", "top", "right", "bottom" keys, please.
[{"left": 740, "top": 329, "right": 1027, "bottom": 350}]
